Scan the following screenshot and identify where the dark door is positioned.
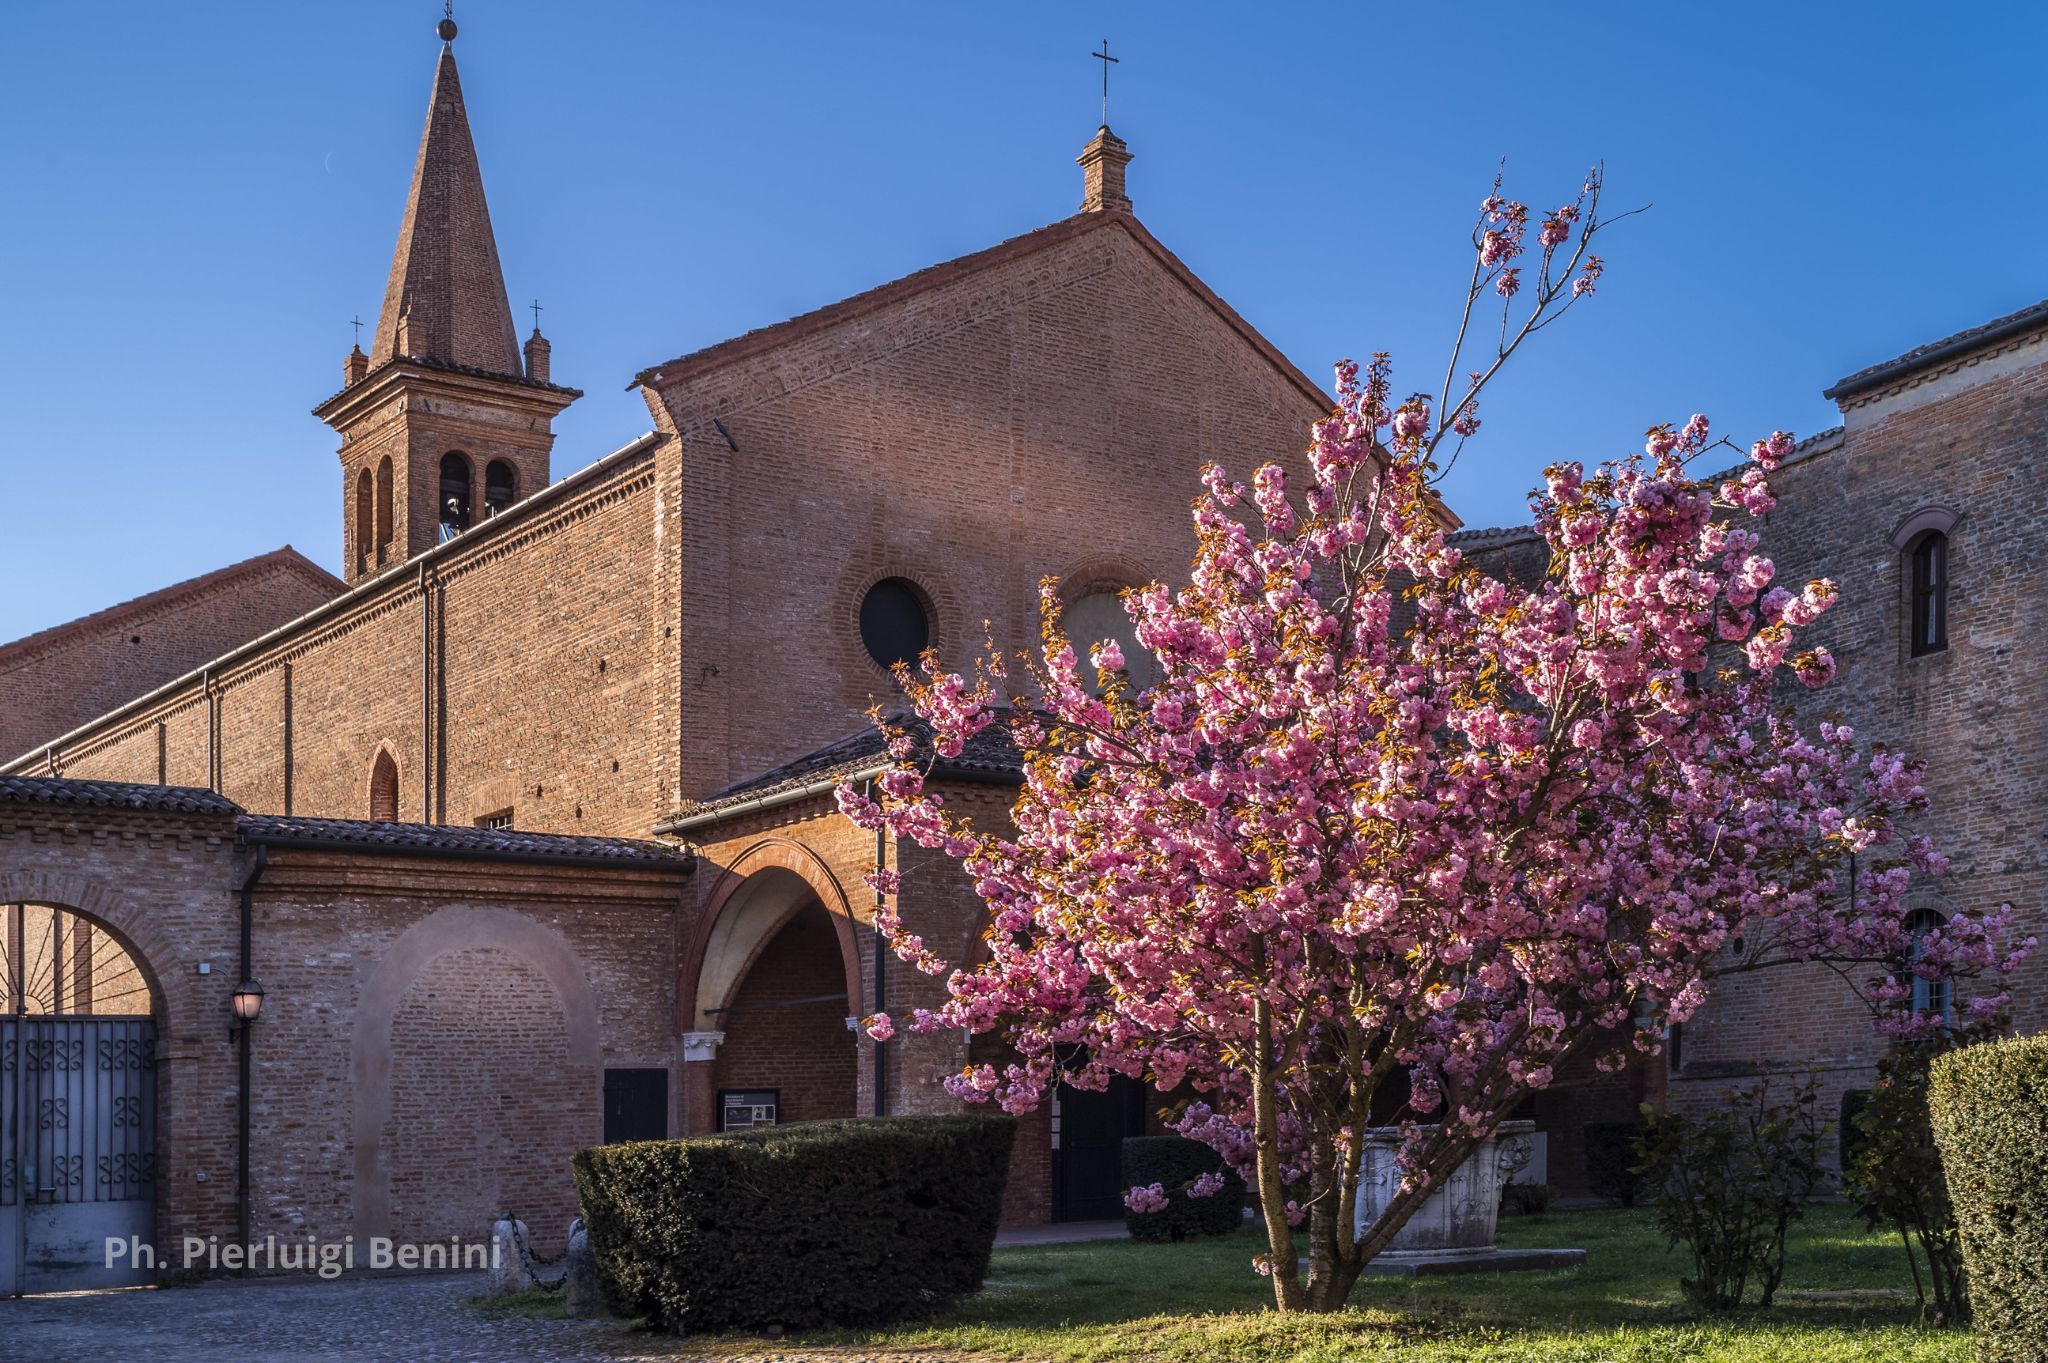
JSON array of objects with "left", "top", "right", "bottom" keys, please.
[
  {"left": 1052, "top": 1074, "right": 1145, "bottom": 1222},
  {"left": 601, "top": 1068, "right": 669, "bottom": 1144}
]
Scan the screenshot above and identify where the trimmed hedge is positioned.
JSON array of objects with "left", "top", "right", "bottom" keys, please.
[
  {"left": 1121, "top": 1136, "right": 1245, "bottom": 1241},
  {"left": 1929, "top": 1036, "right": 2048, "bottom": 1362},
  {"left": 571, "top": 1115, "right": 1015, "bottom": 1333}
]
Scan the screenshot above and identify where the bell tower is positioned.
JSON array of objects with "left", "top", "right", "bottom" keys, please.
[{"left": 315, "top": 15, "right": 578, "bottom": 584}]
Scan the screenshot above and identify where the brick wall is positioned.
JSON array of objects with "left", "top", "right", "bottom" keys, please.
[
  {"left": 1676, "top": 351, "right": 2048, "bottom": 1136},
  {"left": 23, "top": 449, "right": 665, "bottom": 835},
  {"left": 0, "top": 550, "right": 342, "bottom": 767},
  {"left": 0, "top": 793, "right": 686, "bottom": 1276},
  {"left": 643, "top": 213, "right": 1331, "bottom": 805}
]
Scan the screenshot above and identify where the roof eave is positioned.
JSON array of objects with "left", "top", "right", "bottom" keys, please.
[{"left": 1824, "top": 301, "right": 2048, "bottom": 403}]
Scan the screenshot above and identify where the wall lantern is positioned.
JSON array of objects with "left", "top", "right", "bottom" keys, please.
[{"left": 230, "top": 979, "right": 265, "bottom": 1036}]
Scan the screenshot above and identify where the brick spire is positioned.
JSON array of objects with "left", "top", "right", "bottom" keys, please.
[
  {"left": 369, "top": 41, "right": 521, "bottom": 379},
  {"left": 1078, "top": 126, "right": 1132, "bottom": 214}
]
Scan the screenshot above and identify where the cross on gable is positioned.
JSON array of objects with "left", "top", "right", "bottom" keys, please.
[{"left": 1092, "top": 40, "right": 1119, "bottom": 126}]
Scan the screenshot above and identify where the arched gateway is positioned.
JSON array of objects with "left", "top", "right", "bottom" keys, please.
[{"left": 0, "top": 899, "right": 160, "bottom": 1295}]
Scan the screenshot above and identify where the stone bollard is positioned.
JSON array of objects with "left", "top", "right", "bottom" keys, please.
[
  {"left": 488, "top": 1213, "right": 538, "bottom": 1296},
  {"left": 563, "top": 1216, "right": 602, "bottom": 1317}
]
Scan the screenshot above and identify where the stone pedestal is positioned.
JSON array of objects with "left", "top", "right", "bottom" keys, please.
[{"left": 1352, "top": 1121, "right": 1581, "bottom": 1276}]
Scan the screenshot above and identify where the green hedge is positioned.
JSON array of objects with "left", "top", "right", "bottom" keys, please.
[
  {"left": 1121, "top": 1136, "right": 1246, "bottom": 1241},
  {"left": 1929, "top": 1035, "right": 2048, "bottom": 1362},
  {"left": 572, "top": 1115, "right": 1015, "bottom": 1333}
]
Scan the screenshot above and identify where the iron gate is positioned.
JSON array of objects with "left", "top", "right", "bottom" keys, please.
[{"left": 0, "top": 1016, "right": 157, "bottom": 1295}]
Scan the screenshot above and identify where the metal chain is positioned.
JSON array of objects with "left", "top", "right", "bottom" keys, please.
[{"left": 504, "top": 1214, "right": 570, "bottom": 1291}]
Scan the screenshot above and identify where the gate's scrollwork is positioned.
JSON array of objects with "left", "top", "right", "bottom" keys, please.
[{"left": 2, "top": 902, "right": 158, "bottom": 1295}]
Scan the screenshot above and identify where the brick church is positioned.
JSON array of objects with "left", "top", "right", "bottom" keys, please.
[{"left": 2, "top": 20, "right": 2041, "bottom": 1292}]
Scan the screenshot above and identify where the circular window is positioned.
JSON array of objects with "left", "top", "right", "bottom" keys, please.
[{"left": 859, "top": 578, "right": 931, "bottom": 671}]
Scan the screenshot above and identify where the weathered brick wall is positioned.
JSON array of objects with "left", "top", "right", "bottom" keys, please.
[
  {"left": 0, "top": 802, "right": 249, "bottom": 1270},
  {"left": 0, "top": 797, "right": 686, "bottom": 1275},
  {"left": 0, "top": 551, "right": 342, "bottom": 767},
  {"left": 644, "top": 215, "right": 1331, "bottom": 804},
  {"left": 1677, "top": 351, "right": 2048, "bottom": 1132},
  {"left": 20, "top": 451, "right": 665, "bottom": 836},
  {"left": 246, "top": 849, "right": 685, "bottom": 1259}
]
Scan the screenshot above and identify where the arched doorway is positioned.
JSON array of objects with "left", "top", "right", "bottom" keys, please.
[
  {"left": 690, "top": 859, "right": 863, "bottom": 1133},
  {"left": 1, "top": 900, "right": 159, "bottom": 1295}
]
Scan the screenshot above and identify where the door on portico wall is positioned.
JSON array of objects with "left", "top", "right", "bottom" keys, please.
[
  {"left": 1, "top": 902, "right": 158, "bottom": 1296},
  {"left": 707, "top": 894, "right": 857, "bottom": 1128}
]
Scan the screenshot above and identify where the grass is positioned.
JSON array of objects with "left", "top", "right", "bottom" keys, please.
[{"left": 478, "top": 1205, "right": 1973, "bottom": 1362}]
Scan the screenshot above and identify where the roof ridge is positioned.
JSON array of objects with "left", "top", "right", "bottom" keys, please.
[
  {"left": 0, "top": 547, "right": 345, "bottom": 670},
  {"left": 4, "top": 433, "right": 661, "bottom": 772},
  {"left": 631, "top": 211, "right": 1334, "bottom": 417}
]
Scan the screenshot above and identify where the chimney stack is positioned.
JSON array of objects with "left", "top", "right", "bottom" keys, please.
[{"left": 1078, "top": 126, "right": 1132, "bottom": 213}]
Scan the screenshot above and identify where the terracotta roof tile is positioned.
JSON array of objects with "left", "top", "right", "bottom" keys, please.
[
  {"left": 666, "top": 719, "right": 1024, "bottom": 827},
  {"left": 0, "top": 775, "right": 240, "bottom": 816},
  {"left": 1825, "top": 300, "right": 2048, "bottom": 402},
  {"left": 0, "top": 547, "right": 343, "bottom": 666},
  {"left": 237, "top": 814, "right": 691, "bottom": 866}
]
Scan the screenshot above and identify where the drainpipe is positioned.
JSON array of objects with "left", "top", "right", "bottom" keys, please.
[
  {"left": 418, "top": 565, "right": 432, "bottom": 823},
  {"left": 235, "top": 844, "right": 268, "bottom": 1267},
  {"left": 870, "top": 781, "right": 887, "bottom": 1118}
]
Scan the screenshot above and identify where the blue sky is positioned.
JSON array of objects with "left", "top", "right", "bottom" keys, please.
[{"left": 3, "top": 2, "right": 2044, "bottom": 643}]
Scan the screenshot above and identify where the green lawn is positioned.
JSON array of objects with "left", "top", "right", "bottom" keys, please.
[
  {"left": 486, "top": 1205, "right": 1971, "bottom": 1361},
  {"left": 807, "top": 1205, "right": 1966, "bottom": 1362}
]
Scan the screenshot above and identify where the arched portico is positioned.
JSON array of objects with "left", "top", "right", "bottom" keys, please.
[{"left": 682, "top": 839, "right": 866, "bottom": 1134}]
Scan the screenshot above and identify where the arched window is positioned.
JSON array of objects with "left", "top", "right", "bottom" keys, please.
[
  {"left": 1065, "top": 587, "right": 1161, "bottom": 693},
  {"left": 369, "top": 750, "right": 400, "bottom": 823},
  {"left": 483, "top": 459, "right": 517, "bottom": 517},
  {"left": 375, "top": 456, "right": 394, "bottom": 562},
  {"left": 439, "top": 453, "right": 473, "bottom": 540},
  {"left": 1910, "top": 531, "right": 1948, "bottom": 656},
  {"left": 858, "top": 578, "right": 932, "bottom": 671},
  {"left": 1903, "top": 908, "right": 1952, "bottom": 1021},
  {"left": 354, "top": 468, "right": 373, "bottom": 574}
]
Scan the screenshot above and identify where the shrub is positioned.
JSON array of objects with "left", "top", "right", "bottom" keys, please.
[
  {"left": 1499, "top": 1181, "right": 1555, "bottom": 1217},
  {"left": 571, "top": 1115, "right": 1015, "bottom": 1333},
  {"left": 1929, "top": 1035, "right": 2048, "bottom": 1362},
  {"left": 1847, "top": 1030, "right": 1992, "bottom": 1327},
  {"left": 1121, "top": 1136, "right": 1246, "bottom": 1241},
  {"left": 1634, "top": 1077, "right": 1826, "bottom": 1311},
  {"left": 1583, "top": 1121, "right": 1645, "bottom": 1206}
]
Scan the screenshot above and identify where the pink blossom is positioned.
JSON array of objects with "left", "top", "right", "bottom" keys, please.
[
  {"left": 838, "top": 164, "right": 2020, "bottom": 1314},
  {"left": 1123, "top": 1183, "right": 1169, "bottom": 1214}
]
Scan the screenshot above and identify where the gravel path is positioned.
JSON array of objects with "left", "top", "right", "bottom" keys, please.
[{"left": 0, "top": 1273, "right": 980, "bottom": 1363}]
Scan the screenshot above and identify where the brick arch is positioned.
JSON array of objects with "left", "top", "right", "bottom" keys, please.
[
  {"left": 1889, "top": 505, "right": 1962, "bottom": 552},
  {"left": 0, "top": 868, "right": 187, "bottom": 1029},
  {"left": 1053, "top": 550, "right": 1159, "bottom": 602},
  {"left": 833, "top": 556, "right": 961, "bottom": 686},
  {"left": 367, "top": 746, "right": 401, "bottom": 822},
  {"left": 349, "top": 906, "right": 601, "bottom": 1244},
  {"left": 684, "top": 837, "right": 865, "bottom": 1033}
]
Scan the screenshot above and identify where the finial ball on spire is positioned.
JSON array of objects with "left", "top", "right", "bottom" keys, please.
[{"left": 437, "top": 17, "right": 458, "bottom": 42}]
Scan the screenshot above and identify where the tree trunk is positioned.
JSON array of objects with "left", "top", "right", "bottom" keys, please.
[
  {"left": 1251, "top": 998, "right": 1303, "bottom": 1312},
  {"left": 1301, "top": 1134, "right": 1366, "bottom": 1311}
]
